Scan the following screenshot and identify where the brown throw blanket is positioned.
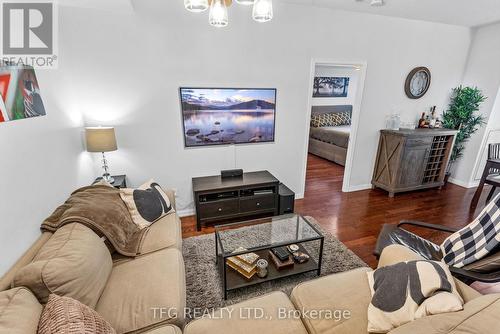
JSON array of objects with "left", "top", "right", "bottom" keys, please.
[{"left": 42, "top": 184, "right": 145, "bottom": 257}]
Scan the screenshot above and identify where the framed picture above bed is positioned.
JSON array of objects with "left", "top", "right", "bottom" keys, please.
[{"left": 313, "top": 77, "right": 349, "bottom": 98}]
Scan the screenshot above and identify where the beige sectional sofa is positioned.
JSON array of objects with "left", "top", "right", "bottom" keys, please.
[
  {"left": 2, "top": 185, "right": 499, "bottom": 334},
  {"left": 0, "top": 192, "right": 185, "bottom": 334},
  {"left": 184, "top": 245, "right": 500, "bottom": 334}
]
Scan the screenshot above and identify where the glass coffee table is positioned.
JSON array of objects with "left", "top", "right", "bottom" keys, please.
[{"left": 215, "top": 214, "right": 324, "bottom": 299}]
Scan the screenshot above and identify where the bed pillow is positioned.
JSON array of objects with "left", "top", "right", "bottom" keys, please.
[
  {"left": 310, "top": 111, "right": 351, "bottom": 127},
  {"left": 38, "top": 294, "right": 115, "bottom": 334},
  {"left": 367, "top": 260, "right": 463, "bottom": 333},
  {"left": 120, "top": 179, "right": 175, "bottom": 229}
]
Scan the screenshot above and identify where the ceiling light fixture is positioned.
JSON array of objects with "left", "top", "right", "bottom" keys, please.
[
  {"left": 184, "top": 0, "right": 209, "bottom": 12},
  {"left": 185, "top": 0, "right": 273, "bottom": 27},
  {"left": 370, "top": 0, "right": 384, "bottom": 6},
  {"left": 252, "top": 0, "right": 273, "bottom": 22},
  {"left": 235, "top": 0, "right": 255, "bottom": 5},
  {"left": 209, "top": 0, "right": 229, "bottom": 27}
]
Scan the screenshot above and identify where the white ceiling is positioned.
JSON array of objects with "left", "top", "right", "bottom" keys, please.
[
  {"left": 60, "top": 0, "right": 135, "bottom": 13},
  {"left": 283, "top": 0, "right": 500, "bottom": 27}
]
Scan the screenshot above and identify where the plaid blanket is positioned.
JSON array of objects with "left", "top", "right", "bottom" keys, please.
[{"left": 441, "top": 192, "right": 500, "bottom": 268}]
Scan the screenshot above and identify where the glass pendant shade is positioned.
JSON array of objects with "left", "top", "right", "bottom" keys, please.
[
  {"left": 209, "top": 0, "right": 229, "bottom": 27},
  {"left": 184, "top": 0, "right": 209, "bottom": 12},
  {"left": 236, "top": 0, "right": 255, "bottom": 5},
  {"left": 252, "top": 0, "right": 273, "bottom": 22}
]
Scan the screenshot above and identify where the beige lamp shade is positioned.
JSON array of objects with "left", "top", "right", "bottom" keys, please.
[{"left": 85, "top": 127, "right": 118, "bottom": 152}]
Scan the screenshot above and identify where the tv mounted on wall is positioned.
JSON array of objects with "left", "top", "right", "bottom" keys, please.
[{"left": 180, "top": 87, "right": 277, "bottom": 147}]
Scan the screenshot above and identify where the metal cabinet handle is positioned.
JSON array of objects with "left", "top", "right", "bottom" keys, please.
[
  {"left": 256, "top": 202, "right": 261, "bottom": 206},
  {"left": 218, "top": 208, "right": 222, "bottom": 212}
]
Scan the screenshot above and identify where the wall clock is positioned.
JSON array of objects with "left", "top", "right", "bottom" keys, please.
[{"left": 405, "top": 67, "right": 431, "bottom": 99}]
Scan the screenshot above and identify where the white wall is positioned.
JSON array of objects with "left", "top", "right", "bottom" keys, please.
[
  {"left": 51, "top": 1, "right": 471, "bottom": 215},
  {"left": 0, "top": 1, "right": 474, "bottom": 275},
  {"left": 312, "top": 66, "right": 359, "bottom": 107},
  {"left": 0, "top": 68, "right": 94, "bottom": 275},
  {"left": 452, "top": 22, "right": 500, "bottom": 187},
  {"left": 469, "top": 87, "right": 500, "bottom": 183}
]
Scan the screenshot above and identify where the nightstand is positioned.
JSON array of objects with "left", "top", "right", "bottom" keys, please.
[{"left": 93, "top": 175, "right": 127, "bottom": 189}]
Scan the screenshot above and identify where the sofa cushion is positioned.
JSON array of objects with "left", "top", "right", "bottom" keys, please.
[
  {"left": 38, "top": 294, "right": 115, "bottom": 334},
  {"left": 389, "top": 294, "right": 500, "bottom": 334},
  {"left": 96, "top": 248, "right": 186, "bottom": 333},
  {"left": 139, "top": 213, "right": 182, "bottom": 254},
  {"left": 184, "top": 291, "right": 308, "bottom": 334},
  {"left": 0, "top": 287, "right": 42, "bottom": 334},
  {"left": 290, "top": 267, "right": 372, "bottom": 334},
  {"left": 12, "top": 223, "right": 112, "bottom": 308}
]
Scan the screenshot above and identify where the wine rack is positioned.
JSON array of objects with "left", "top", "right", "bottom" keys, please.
[
  {"left": 372, "top": 129, "right": 457, "bottom": 197},
  {"left": 423, "top": 135, "right": 452, "bottom": 184}
]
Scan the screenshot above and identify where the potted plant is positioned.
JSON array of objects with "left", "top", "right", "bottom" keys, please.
[{"left": 442, "top": 86, "right": 486, "bottom": 183}]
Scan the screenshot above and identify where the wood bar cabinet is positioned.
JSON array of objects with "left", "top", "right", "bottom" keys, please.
[{"left": 372, "top": 129, "right": 458, "bottom": 197}]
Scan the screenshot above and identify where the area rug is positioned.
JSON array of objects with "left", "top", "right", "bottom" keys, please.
[{"left": 182, "top": 216, "right": 368, "bottom": 313}]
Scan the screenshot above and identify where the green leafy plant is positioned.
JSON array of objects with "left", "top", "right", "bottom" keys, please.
[{"left": 442, "top": 86, "right": 486, "bottom": 170}]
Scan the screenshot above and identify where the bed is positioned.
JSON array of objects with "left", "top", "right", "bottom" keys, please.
[{"left": 308, "top": 105, "right": 352, "bottom": 166}]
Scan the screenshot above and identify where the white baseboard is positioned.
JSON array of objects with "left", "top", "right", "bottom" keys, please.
[
  {"left": 345, "top": 183, "right": 373, "bottom": 192},
  {"left": 176, "top": 208, "right": 195, "bottom": 218},
  {"left": 448, "top": 177, "right": 479, "bottom": 189}
]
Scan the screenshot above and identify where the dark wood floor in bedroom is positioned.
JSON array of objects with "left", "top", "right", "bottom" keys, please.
[{"left": 181, "top": 153, "right": 498, "bottom": 293}]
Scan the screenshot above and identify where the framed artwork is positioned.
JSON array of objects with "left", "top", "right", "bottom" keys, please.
[
  {"left": 313, "top": 77, "right": 350, "bottom": 98},
  {"left": 0, "top": 65, "right": 46, "bottom": 123}
]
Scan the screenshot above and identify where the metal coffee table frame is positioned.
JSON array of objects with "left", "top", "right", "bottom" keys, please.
[{"left": 215, "top": 214, "right": 324, "bottom": 299}]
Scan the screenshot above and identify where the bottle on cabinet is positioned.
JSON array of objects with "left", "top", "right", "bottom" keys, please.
[
  {"left": 429, "top": 106, "right": 437, "bottom": 128},
  {"left": 418, "top": 112, "right": 427, "bottom": 128},
  {"left": 418, "top": 106, "right": 441, "bottom": 129}
]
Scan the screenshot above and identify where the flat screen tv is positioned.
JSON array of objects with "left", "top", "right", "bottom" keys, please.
[{"left": 180, "top": 87, "right": 276, "bottom": 147}]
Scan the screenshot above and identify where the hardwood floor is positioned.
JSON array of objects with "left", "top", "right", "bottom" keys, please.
[
  {"left": 296, "top": 154, "right": 485, "bottom": 268},
  {"left": 181, "top": 153, "right": 498, "bottom": 293}
]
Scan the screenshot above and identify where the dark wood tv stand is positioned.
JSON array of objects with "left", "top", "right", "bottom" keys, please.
[{"left": 192, "top": 171, "right": 280, "bottom": 231}]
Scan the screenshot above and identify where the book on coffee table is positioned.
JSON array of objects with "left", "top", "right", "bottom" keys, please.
[
  {"left": 226, "top": 255, "right": 257, "bottom": 279},
  {"left": 233, "top": 247, "right": 259, "bottom": 266},
  {"left": 226, "top": 247, "right": 259, "bottom": 280}
]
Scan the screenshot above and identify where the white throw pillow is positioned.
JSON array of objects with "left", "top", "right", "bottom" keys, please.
[
  {"left": 367, "top": 260, "right": 463, "bottom": 333},
  {"left": 120, "top": 179, "right": 175, "bottom": 229}
]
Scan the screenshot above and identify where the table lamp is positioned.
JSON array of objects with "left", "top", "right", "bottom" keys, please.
[{"left": 85, "top": 126, "right": 118, "bottom": 183}]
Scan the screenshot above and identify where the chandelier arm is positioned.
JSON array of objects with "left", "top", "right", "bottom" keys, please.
[{"left": 209, "top": 0, "right": 232, "bottom": 6}]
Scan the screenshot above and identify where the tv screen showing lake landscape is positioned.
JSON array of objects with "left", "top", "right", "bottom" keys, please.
[{"left": 180, "top": 87, "right": 277, "bottom": 147}]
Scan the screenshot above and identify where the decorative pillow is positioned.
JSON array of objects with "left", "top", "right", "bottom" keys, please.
[
  {"left": 120, "top": 179, "right": 175, "bottom": 229},
  {"left": 38, "top": 294, "right": 115, "bottom": 334},
  {"left": 12, "top": 223, "right": 113, "bottom": 308},
  {"left": 441, "top": 192, "right": 500, "bottom": 269},
  {"left": 310, "top": 111, "right": 351, "bottom": 127},
  {"left": 367, "top": 260, "right": 464, "bottom": 333}
]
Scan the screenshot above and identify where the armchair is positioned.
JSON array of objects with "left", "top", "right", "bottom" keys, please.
[{"left": 374, "top": 220, "right": 500, "bottom": 284}]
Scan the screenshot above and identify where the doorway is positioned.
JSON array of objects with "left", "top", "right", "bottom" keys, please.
[{"left": 301, "top": 60, "right": 367, "bottom": 194}]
